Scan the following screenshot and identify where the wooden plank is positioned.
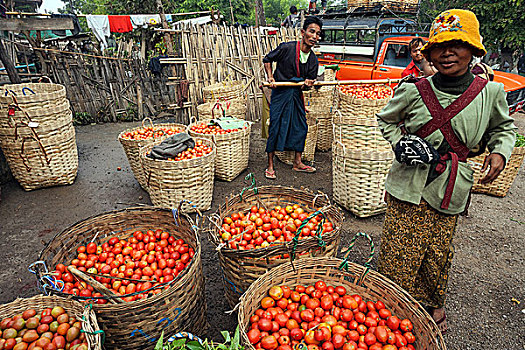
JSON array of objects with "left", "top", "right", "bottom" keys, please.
[{"left": 0, "top": 18, "right": 74, "bottom": 31}]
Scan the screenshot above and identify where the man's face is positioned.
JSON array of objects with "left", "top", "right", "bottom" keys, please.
[
  {"left": 410, "top": 43, "right": 424, "bottom": 63},
  {"left": 301, "top": 24, "right": 322, "bottom": 48}
]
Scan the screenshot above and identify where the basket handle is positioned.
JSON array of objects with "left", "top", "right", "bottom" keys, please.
[
  {"left": 290, "top": 210, "right": 328, "bottom": 261},
  {"left": 142, "top": 117, "right": 154, "bottom": 129},
  {"left": 338, "top": 232, "right": 375, "bottom": 286},
  {"left": 173, "top": 199, "right": 202, "bottom": 233},
  {"left": 239, "top": 173, "right": 258, "bottom": 201},
  {"left": 211, "top": 102, "right": 225, "bottom": 120},
  {"left": 22, "top": 87, "right": 36, "bottom": 95},
  {"left": 189, "top": 115, "right": 198, "bottom": 125}
]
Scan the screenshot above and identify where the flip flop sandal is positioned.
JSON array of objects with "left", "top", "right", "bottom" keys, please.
[
  {"left": 434, "top": 313, "right": 447, "bottom": 335},
  {"left": 265, "top": 169, "right": 276, "bottom": 179},
  {"left": 292, "top": 165, "right": 316, "bottom": 173}
]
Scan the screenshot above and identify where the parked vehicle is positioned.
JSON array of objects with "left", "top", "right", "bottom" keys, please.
[{"left": 315, "top": 15, "right": 525, "bottom": 114}]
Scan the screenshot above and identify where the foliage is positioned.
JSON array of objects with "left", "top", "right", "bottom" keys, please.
[
  {"left": 516, "top": 133, "right": 525, "bottom": 147},
  {"left": 154, "top": 327, "right": 244, "bottom": 350},
  {"left": 263, "top": 0, "right": 308, "bottom": 27},
  {"left": 419, "top": 0, "right": 525, "bottom": 51}
]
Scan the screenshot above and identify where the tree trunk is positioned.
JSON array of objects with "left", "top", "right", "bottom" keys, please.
[
  {"left": 0, "top": 37, "right": 21, "bottom": 84},
  {"left": 255, "top": 0, "right": 266, "bottom": 27}
]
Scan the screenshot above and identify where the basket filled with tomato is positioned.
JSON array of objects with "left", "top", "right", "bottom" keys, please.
[
  {"left": 36, "top": 206, "right": 207, "bottom": 350},
  {"left": 188, "top": 119, "right": 251, "bottom": 182},
  {"left": 336, "top": 84, "right": 393, "bottom": 118},
  {"left": 118, "top": 118, "right": 186, "bottom": 190},
  {"left": 140, "top": 136, "right": 215, "bottom": 211},
  {"left": 0, "top": 294, "right": 102, "bottom": 350},
  {"left": 208, "top": 184, "right": 344, "bottom": 308},
  {"left": 238, "top": 233, "right": 446, "bottom": 350}
]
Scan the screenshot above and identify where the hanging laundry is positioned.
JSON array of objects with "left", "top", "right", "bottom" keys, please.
[
  {"left": 108, "top": 15, "right": 133, "bottom": 33},
  {"left": 86, "top": 15, "right": 110, "bottom": 50},
  {"left": 51, "top": 14, "right": 81, "bottom": 37},
  {"left": 130, "top": 15, "right": 161, "bottom": 28}
]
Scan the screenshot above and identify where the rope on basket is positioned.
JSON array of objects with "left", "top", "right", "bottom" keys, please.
[
  {"left": 167, "top": 332, "right": 204, "bottom": 345},
  {"left": 172, "top": 199, "right": 202, "bottom": 232},
  {"left": 290, "top": 210, "right": 328, "bottom": 261},
  {"left": 81, "top": 303, "right": 106, "bottom": 345},
  {"left": 239, "top": 172, "right": 258, "bottom": 201},
  {"left": 338, "top": 232, "right": 375, "bottom": 286},
  {"left": 28, "top": 260, "right": 64, "bottom": 295}
]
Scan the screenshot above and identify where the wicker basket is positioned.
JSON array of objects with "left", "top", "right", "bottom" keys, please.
[
  {"left": 304, "top": 88, "right": 336, "bottom": 112},
  {"left": 238, "top": 235, "right": 446, "bottom": 350},
  {"left": 276, "top": 118, "right": 318, "bottom": 165},
  {"left": 332, "top": 110, "right": 392, "bottom": 152},
  {"left": 202, "top": 80, "right": 245, "bottom": 102},
  {"left": 304, "top": 89, "right": 336, "bottom": 152},
  {"left": 468, "top": 146, "right": 525, "bottom": 197},
  {"left": 197, "top": 98, "right": 247, "bottom": 122},
  {"left": 0, "top": 294, "right": 102, "bottom": 350},
  {"left": 118, "top": 119, "right": 186, "bottom": 190},
  {"left": 347, "top": 0, "right": 370, "bottom": 9},
  {"left": 0, "top": 83, "right": 78, "bottom": 191},
  {"left": 335, "top": 85, "right": 393, "bottom": 117},
  {"left": 188, "top": 121, "right": 251, "bottom": 182},
  {"left": 36, "top": 206, "right": 207, "bottom": 350},
  {"left": 333, "top": 142, "right": 394, "bottom": 217},
  {"left": 140, "top": 137, "right": 215, "bottom": 212},
  {"left": 208, "top": 185, "right": 344, "bottom": 308}
]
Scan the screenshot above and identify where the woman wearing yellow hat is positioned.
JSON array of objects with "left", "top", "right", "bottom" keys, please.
[{"left": 376, "top": 9, "right": 517, "bottom": 333}]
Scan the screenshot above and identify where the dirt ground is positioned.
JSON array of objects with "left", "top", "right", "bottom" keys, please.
[{"left": 0, "top": 112, "right": 524, "bottom": 349}]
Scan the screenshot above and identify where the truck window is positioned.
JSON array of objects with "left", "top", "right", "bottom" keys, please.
[
  {"left": 334, "top": 30, "right": 345, "bottom": 44},
  {"left": 383, "top": 43, "right": 412, "bottom": 68}
]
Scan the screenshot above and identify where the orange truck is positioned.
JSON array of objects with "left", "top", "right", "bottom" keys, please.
[{"left": 315, "top": 16, "right": 525, "bottom": 114}]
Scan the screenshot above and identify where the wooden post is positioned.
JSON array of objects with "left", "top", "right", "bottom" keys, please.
[
  {"left": 254, "top": 0, "right": 266, "bottom": 27},
  {"left": 0, "top": 37, "right": 21, "bottom": 83}
]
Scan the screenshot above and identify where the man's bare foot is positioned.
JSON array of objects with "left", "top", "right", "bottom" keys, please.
[{"left": 431, "top": 307, "right": 447, "bottom": 335}]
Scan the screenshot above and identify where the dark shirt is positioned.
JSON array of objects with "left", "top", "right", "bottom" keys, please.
[{"left": 263, "top": 41, "right": 319, "bottom": 82}]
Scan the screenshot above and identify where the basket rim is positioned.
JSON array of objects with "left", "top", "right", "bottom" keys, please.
[
  {"left": 139, "top": 136, "right": 215, "bottom": 164},
  {"left": 186, "top": 121, "right": 251, "bottom": 141},
  {"left": 117, "top": 122, "right": 187, "bottom": 143},
  {"left": 36, "top": 206, "right": 201, "bottom": 307},
  {"left": 238, "top": 256, "right": 446, "bottom": 350},
  {"left": 208, "top": 185, "right": 345, "bottom": 256}
]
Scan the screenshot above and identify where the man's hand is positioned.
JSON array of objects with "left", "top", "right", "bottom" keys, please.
[
  {"left": 268, "top": 77, "right": 276, "bottom": 89},
  {"left": 304, "top": 79, "right": 315, "bottom": 87},
  {"left": 480, "top": 153, "right": 506, "bottom": 184}
]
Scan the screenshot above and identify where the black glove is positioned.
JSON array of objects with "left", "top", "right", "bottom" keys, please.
[{"left": 394, "top": 134, "right": 440, "bottom": 166}]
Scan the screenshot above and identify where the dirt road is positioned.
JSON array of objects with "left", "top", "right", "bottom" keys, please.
[{"left": 1, "top": 113, "right": 524, "bottom": 349}]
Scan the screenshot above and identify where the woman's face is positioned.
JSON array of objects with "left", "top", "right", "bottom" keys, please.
[{"left": 429, "top": 40, "right": 474, "bottom": 77}]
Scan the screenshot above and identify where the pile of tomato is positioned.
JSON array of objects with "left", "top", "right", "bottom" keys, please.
[
  {"left": 165, "top": 140, "right": 213, "bottom": 162},
  {"left": 121, "top": 125, "right": 183, "bottom": 140},
  {"left": 0, "top": 306, "right": 88, "bottom": 350},
  {"left": 338, "top": 85, "right": 392, "bottom": 100},
  {"left": 53, "top": 229, "right": 195, "bottom": 303},
  {"left": 247, "top": 282, "right": 416, "bottom": 350},
  {"left": 190, "top": 122, "right": 244, "bottom": 135},
  {"left": 220, "top": 205, "right": 334, "bottom": 251}
]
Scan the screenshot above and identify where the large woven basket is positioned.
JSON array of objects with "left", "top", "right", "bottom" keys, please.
[
  {"left": 140, "top": 137, "right": 215, "bottom": 212},
  {"left": 202, "top": 80, "right": 245, "bottom": 102},
  {"left": 333, "top": 142, "right": 394, "bottom": 217},
  {"left": 332, "top": 110, "right": 392, "bottom": 152},
  {"left": 316, "top": 113, "right": 334, "bottom": 151},
  {"left": 276, "top": 119, "right": 318, "bottom": 165},
  {"left": 0, "top": 294, "right": 102, "bottom": 350},
  {"left": 0, "top": 83, "right": 78, "bottom": 191},
  {"left": 335, "top": 85, "right": 393, "bottom": 117},
  {"left": 468, "top": 146, "right": 525, "bottom": 197},
  {"left": 208, "top": 185, "right": 344, "bottom": 308},
  {"left": 304, "top": 88, "right": 336, "bottom": 112},
  {"left": 188, "top": 121, "right": 251, "bottom": 182},
  {"left": 118, "top": 119, "right": 186, "bottom": 190},
  {"left": 304, "top": 89, "right": 336, "bottom": 151},
  {"left": 197, "top": 98, "right": 247, "bottom": 122},
  {"left": 36, "top": 206, "right": 207, "bottom": 350},
  {"left": 238, "top": 236, "right": 446, "bottom": 349}
]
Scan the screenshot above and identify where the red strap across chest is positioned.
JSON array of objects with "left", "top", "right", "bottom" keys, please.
[
  {"left": 414, "top": 76, "right": 487, "bottom": 159},
  {"left": 295, "top": 41, "right": 301, "bottom": 78},
  {"left": 414, "top": 76, "right": 487, "bottom": 210}
]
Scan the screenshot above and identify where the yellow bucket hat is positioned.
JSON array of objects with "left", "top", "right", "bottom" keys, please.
[{"left": 421, "top": 9, "right": 487, "bottom": 57}]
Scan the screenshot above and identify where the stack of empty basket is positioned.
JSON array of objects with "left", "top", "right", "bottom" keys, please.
[
  {"left": 303, "top": 68, "right": 337, "bottom": 152},
  {"left": 332, "top": 84, "right": 394, "bottom": 217},
  {"left": 197, "top": 80, "right": 247, "bottom": 121}
]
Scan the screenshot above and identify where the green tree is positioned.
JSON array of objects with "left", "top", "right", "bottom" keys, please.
[
  {"left": 264, "top": 0, "right": 308, "bottom": 27},
  {"left": 420, "top": 0, "right": 525, "bottom": 51}
]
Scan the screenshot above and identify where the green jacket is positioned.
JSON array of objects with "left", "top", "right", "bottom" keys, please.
[{"left": 377, "top": 77, "right": 517, "bottom": 215}]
